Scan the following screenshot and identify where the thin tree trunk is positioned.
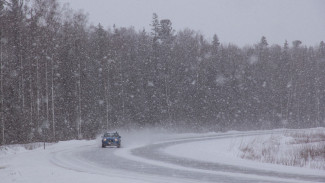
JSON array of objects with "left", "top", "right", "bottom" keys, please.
[
  {"left": 106, "top": 60, "right": 110, "bottom": 130},
  {"left": 51, "top": 55, "right": 55, "bottom": 139},
  {"left": 78, "top": 58, "right": 82, "bottom": 139},
  {"left": 20, "top": 35, "right": 24, "bottom": 109},
  {"left": 29, "top": 52, "right": 33, "bottom": 138},
  {"left": 28, "top": 11, "right": 33, "bottom": 138},
  {"left": 315, "top": 60, "right": 320, "bottom": 126},
  {"left": 105, "top": 84, "right": 109, "bottom": 130},
  {"left": 165, "top": 76, "right": 171, "bottom": 121},
  {"left": 36, "top": 56, "right": 40, "bottom": 131},
  {"left": 0, "top": 30, "right": 4, "bottom": 144},
  {"left": 119, "top": 60, "right": 125, "bottom": 122},
  {"left": 286, "top": 56, "right": 294, "bottom": 124},
  {"left": 286, "top": 88, "right": 291, "bottom": 122},
  {"left": 45, "top": 54, "right": 49, "bottom": 131}
]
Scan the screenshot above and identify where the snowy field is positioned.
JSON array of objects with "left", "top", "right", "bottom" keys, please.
[
  {"left": 238, "top": 128, "right": 325, "bottom": 170},
  {"left": 164, "top": 128, "right": 325, "bottom": 175},
  {"left": 0, "top": 128, "right": 324, "bottom": 183}
]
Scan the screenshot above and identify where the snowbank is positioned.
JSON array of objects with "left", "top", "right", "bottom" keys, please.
[
  {"left": 164, "top": 128, "right": 325, "bottom": 176},
  {"left": 238, "top": 128, "right": 325, "bottom": 170}
]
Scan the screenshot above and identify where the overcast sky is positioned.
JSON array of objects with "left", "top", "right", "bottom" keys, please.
[{"left": 59, "top": 0, "right": 325, "bottom": 47}]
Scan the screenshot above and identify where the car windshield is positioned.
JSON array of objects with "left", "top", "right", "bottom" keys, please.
[{"left": 103, "top": 133, "right": 118, "bottom": 137}]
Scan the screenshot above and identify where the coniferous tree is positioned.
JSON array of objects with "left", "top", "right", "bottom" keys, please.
[{"left": 0, "top": 4, "right": 324, "bottom": 144}]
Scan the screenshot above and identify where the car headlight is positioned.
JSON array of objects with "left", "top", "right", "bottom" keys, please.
[
  {"left": 115, "top": 139, "right": 118, "bottom": 142},
  {"left": 103, "top": 139, "right": 106, "bottom": 141}
]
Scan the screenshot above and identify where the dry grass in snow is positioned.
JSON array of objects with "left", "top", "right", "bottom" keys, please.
[
  {"left": 238, "top": 128, "right": 325, "bottom": 170},
  {"left": 0, "top": 142, "right": 55, "bottom": 156}
]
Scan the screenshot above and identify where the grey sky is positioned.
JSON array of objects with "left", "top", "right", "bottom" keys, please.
[{"left": 59, "top": 0, "right": 325, "bottom": 47}]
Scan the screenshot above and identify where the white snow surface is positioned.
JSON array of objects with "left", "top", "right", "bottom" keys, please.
[
  {"left": 0, "top": 129, "right": 324, "bottom": 183},
  {"left": 164, "top": 130, "right": 325, "bottom": 176}
]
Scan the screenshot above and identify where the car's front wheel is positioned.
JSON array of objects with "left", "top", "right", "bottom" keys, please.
[{"left": 102, "top": 144, "right": 105, "bottom": 148}]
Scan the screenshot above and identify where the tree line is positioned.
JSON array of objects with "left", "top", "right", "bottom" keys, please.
[{"left": 0, "top": 0, "right": 324, "bottom": 144}]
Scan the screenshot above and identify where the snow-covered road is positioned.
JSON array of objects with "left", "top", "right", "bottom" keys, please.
[{"left": 1, "top": 130, "right": 324, "bottom": 183}]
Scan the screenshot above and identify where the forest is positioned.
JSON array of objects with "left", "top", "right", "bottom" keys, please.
[{"left": 0, "top": 0, "right": 325, "bottom": 144}]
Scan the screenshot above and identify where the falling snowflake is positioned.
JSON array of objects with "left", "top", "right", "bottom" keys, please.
[
  {"left": 248, "top": 55, "right": 258, "bottom": 65},
  {"left": 216, "top": 75, "right": 226, "bottom": 86},
  {"left": 148, "top": 81, "right": 154, "bottom": 87}
]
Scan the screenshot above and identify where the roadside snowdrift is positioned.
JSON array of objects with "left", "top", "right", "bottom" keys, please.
[
  {"left": 238, "top": 128, "right": 325, "bottom": 170},
  {"left": 164, "top": 128, "right": 325, "bottom": 176}
]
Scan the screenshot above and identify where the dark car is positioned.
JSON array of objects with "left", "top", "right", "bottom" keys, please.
[{"left": 102, "top": 132, "right": 121, "bottom": 148}]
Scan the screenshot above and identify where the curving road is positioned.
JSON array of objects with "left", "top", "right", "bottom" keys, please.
[{"left": 50, "top": 130, "right": 325, "bottom": 183}]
